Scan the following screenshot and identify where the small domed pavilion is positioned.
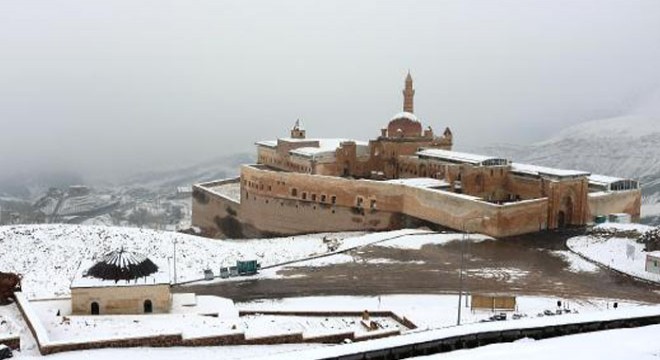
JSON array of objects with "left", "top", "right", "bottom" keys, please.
[{"left": 70, "top": 248, "right": 171, "bottom": 315}]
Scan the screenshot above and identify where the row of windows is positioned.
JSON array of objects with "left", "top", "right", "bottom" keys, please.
[
  {"left": 89, "top": 299, "right": 152, "bottom": 315},
  {"left": 398, "top": 163, "right": 506, "bottom": 179},
  {"left": 244, "top": 179, "right": 273, "bottom": 192},
  {"left": 257, "top": 154, "right": 313, "bottom": 173},
  {"left": 291, "top": 188, "right": 337, "bottom": 205},
  {"left": 244, "top": 178, "right": 290, "bottom": 191}
]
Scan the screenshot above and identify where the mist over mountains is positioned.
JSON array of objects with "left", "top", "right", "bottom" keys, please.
[{"left": 1, "top": 114, "right": 659, "bottom": 227}]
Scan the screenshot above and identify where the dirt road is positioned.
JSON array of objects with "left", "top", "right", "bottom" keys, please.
[{"left": 180, "top": 230, "right": 660, "bottom": 303}]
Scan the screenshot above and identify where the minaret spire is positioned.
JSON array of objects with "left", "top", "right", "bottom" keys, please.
[{"left": 403, "top": 71, "right": 415, "bottom": 113}]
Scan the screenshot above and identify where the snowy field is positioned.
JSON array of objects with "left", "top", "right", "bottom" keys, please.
[
  {"left": 567, "top": 223, "right": 660, "bottom": 283},
  {"left": 238, "top": 294, "right": 641, "bottom": 331},
  {"left": 412, "top": 324, "right": 660, "bottom": 360},
  {"left": 28, "top": 294, "right": 240, "bottom": 342},
  {"left": 548, "top": 250, "right": 599, "bottom": 273},
  {"left": 22, "top": 295, "right": 404, "bottom": 346},
  {"left": 3, "top": 293, "right": 648, "bottom": 359},
  {"left": 0, "top": 225, "right": 435, "bottom": 298}
]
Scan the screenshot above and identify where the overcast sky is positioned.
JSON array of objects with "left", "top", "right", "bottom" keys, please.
[{"left": 1, "top": 0, "right": 659, "bottom": 180}]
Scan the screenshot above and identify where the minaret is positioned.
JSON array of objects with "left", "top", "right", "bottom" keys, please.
[
  {"left": 403, "top": 71, "right": 415, "bottom": 113},
  {"left": 290, "top": 119, "right": 306, "bottom": 139}
]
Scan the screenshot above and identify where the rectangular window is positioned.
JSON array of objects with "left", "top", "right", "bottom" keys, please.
[
  {"left": 302, "top": 192, "right": 307, "bottom": 200},
  {"left": 321, "top": 194, "right": 327, "bottom": 203},
  {"left": 311, "top": 194, "right": 317, "bottom": 201},
  {"left": 291, "top": 188, "right": 298, "bottom": 197},
  {"left": 370, "top": 199, "right": 377, "bottom": 209},
  {"left": 331, "top": 195, "right": 337, "bottom": 204},
  {"left": 356, "top": 197, "right": 364, "bottom": 207}
]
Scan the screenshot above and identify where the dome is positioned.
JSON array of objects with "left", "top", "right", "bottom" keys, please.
[
  {"left": 86, "top": 248, "right": 159, "bottom": 282},
  {"left": 390, "top": 112, "right": 418, "bottom": 122},
  {"left": 387, "top": 112, "right": 422, "bottom": 138}
]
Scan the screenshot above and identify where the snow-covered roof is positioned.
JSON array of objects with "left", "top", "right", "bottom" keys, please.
[
  {"left": 288, "top": 139, "right": 369, "bottom": 162},
  {"left": 588, "top": 174, "right": 639, "bottom": 190},
  {"left": 647, "top": 251, "right": 660, "bottom": 258},
  {"left": 588, "top": 174, "right": 624, "bottom": 185},
  {"left": 390, "top": 111, "right": 419, "bottom": 122},
  {"left": 417, "top": 149, "right": 509, "bottom": 166},
  {"left": 384, "top": 177, "right": 450, "bottom": 188},
  {"left": 255, "top": 140, "right": 277, "bottom": 148},
  {"left": 511, "top": 163, "right": 590, "bottom": 179}
]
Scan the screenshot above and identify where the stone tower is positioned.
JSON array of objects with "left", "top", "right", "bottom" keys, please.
[
  {"left": 403, "top": 71, "right": 415, "bottom": 113},
  {"left": 290, "top": 119, "right": 306, "bottom": 139}
]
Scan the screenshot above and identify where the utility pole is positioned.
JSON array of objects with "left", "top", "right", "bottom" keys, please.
[
  {"left": 457, "top": 230, "right": 465, "bottom": 326},
  {"left": 173, "top": 239, "right": 177, "bottom": 284},
  {"left": 457, "top": 216, "right": 490, "bottom": 326}
]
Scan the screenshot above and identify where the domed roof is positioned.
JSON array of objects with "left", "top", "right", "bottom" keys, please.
[
  {"left": 86, "top": 248, "right": 159, "bottom": 282},
  {"left": 390, "top": 111, "right": 419, "bottom": 122},
  {"left": 387, "top": 112, "right": 423, "bottom": 138}
]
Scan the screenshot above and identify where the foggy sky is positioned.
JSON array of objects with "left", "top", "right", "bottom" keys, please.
[{"left": 1, "top": 0, "right": 659, "bottom": 181}]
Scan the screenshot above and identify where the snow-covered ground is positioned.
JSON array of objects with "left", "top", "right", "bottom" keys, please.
[
  {"left": 24, "top": 294, "right": 403, "bottom": 345},
  {"left": 548, "top": 250, "right": 599, "bottom": 273},
  {"left": 374, "top": 232, "right": 490, "bottom": 250},
  {"left": 413, "top": 324, "right": 660, "bottom": 360},
  {"left": 4, "top": 294, "right": 647, "bottom": 359},
  {"left": 238, "top": 294, "right": 640, "bottom": 332},
  {"left": 0, "top": 225, "right": 439, "bottom": 298},
  {"left": 567, "top": 223, "right": 660, "bottom": 283}
]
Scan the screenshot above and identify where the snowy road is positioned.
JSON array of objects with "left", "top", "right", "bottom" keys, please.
[{"left": 181, "top": 230, "right": 660, "bottom": 303}]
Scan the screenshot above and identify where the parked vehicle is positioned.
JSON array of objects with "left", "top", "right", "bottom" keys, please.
[
  {"left": 236, "top": 260, "right": 260, "bottom": 276},
  {"left": 0, "top": 344, "right": 13, "bottom": 359}
]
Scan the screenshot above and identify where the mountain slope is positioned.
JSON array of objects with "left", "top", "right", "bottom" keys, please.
[{"left": 475, "top": 115, "right": 660, "bottom": 224}]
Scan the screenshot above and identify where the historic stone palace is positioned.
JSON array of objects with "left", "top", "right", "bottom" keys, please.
[{"left": 192, "top": 73, "right": 641, "bottom": 238}]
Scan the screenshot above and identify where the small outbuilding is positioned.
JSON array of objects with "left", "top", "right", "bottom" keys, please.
[
  {"left": 646, "top": 252, "right": 660, "bottom": 275},
  {"left": 70, "top": 248, "right": 171, "bottom": 315}
]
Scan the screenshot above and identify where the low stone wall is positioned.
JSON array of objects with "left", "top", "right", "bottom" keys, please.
[
  {"left": 303, "top": 331, "right": 354, "bottom": 344},
  {"left": 238, "top": 310, "right": 416, "bottom": 332},
  {"left": 180, "top": 333, "right": 245, "bottom": 346},
  {"left": 588, "top": 190, "right": 641, "bottom": 222},
  {"left": 43, "top": 334, "right": 182, "bottom": 355},
  {"left": 15, "top": 294, "right": 411, "bottom": 355},
  {"left": 0, "top": 335, "right": 20, "bottom": 350},
  {"left": 244, "top": 333, "right": 304, "bottom": 345},
  {"left": 296, "top": 311, "right": 660, "bottom": 360}
]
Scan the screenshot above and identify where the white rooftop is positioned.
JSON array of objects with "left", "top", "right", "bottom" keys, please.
[
  {"left": 385, "top": 177, "right": 450, "bottom": 188},
  {"left": 255, "top": 140, "right": 277, "bottom": 148},
  {"left": 647, "top": 251, "right": 660, "bottom": 258},
  {"left": 511, "top": 163, "right": 591, "bottom": 178},
  {"left": 286, "top": 138, "right": 369, "bottom": 161},
  {"left": 416, "top": 149, "right": 507, "bottom": 166},
  {"left": 588, "top": 174, "right": 626, "bottom": 185}
]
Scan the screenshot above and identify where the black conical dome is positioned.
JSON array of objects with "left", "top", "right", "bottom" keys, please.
[{"left": 86, "top": 248, "right": 158, "bottom": 282}]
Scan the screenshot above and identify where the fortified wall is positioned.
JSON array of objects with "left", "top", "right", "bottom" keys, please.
[{"left": 191, "top": 73, "right": 641, "bottom": 239}]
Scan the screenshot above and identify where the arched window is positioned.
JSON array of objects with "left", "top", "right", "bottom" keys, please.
[
  {"left": 91, "top": 302, "right": 99, "bottom": 315},
  {"left": 144, "top": 299, "right": 153, "bottom": 313}
]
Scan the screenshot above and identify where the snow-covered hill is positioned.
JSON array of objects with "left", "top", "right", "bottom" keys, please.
[
  {"left": 475, "top": 115, "right": 660, "bottom": 224},
  {"left": 119, "top": 153, "right": 253, "bottom": 190},
  {"left": 0, "top": 224, "right": 370, "bottom": 298}
]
